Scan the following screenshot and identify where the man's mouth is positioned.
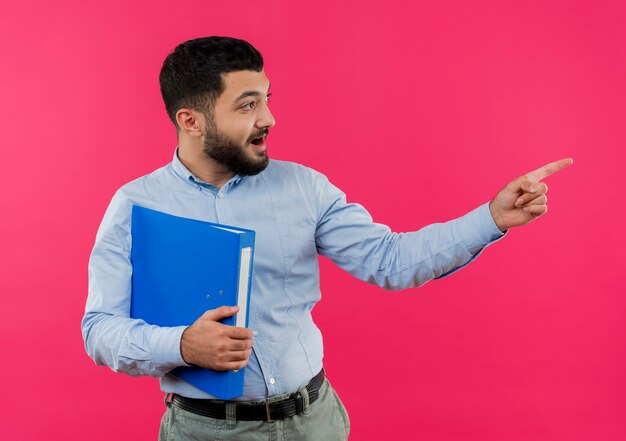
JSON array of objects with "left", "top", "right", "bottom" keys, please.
[
  {"left": 250, "top": 131, "right": 268, "bottom": 147},
  {"left": 250, "top": 135, "right": 266, "bottom": 146}
]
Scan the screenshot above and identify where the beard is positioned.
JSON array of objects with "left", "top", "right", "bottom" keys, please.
[{"left": 202, "top": 122, "right": 269, "bottom": 177}]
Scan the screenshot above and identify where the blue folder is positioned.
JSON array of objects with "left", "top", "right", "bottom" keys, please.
[{"left": 130, "top": 205, "right": 255, "bottom": 399}]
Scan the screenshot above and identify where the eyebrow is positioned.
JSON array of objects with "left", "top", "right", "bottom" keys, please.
[{"left": 233, "top": 84, "right": 271, "bottom": 103}]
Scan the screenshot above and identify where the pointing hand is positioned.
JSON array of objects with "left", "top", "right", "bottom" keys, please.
[{"left": 489, "top": 158, "right": 573, "bottom": 232}]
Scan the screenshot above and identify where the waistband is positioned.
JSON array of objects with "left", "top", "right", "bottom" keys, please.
[{"left": 170, "top": 369, "right": 325, "bottom": 422}]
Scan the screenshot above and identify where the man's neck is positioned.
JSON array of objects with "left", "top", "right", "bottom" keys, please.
[{"left": 177, "top": 144, "right": 235, "bottom": 189}]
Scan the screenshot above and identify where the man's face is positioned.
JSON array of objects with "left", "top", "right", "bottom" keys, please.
[{"left": 202, "top": 70, "right": 275, "bottom": 176}]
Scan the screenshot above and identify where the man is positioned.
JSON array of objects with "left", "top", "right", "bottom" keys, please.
[{"left": 82, "top": 36, "right": 572, "bottom": 440}]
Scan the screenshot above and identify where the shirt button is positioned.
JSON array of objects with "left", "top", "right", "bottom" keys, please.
[
  {"left": 269, "top": 378, "right": 275, "bottom": 385},
  {"left": 217, "top": 192, "right": 225, "bottom": 198}
]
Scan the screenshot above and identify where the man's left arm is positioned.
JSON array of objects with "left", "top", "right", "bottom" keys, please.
[{"left": 314, "top": 158, "right": 572, "bottom": 290}]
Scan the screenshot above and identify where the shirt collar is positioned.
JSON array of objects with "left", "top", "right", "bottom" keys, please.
[{"left": 171, "top": 147, "right": 245, "bottom": 190}]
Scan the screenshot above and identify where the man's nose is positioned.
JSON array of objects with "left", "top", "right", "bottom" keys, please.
[{"left": 256, "top": 102, "right": 276, "bottom": 129}]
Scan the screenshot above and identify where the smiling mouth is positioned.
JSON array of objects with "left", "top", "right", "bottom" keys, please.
[{"left": 250, "top": 134, "right": 267, "bottom": 145}]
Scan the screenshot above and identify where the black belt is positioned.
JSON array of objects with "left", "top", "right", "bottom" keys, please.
[{"left": 171, "top": 369, "right": 325, "bottom": 422}]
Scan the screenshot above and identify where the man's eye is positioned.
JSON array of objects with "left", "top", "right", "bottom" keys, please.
[
  {"left": 265, "top": 93, "right": 272, "bottom": 103},
  {"left": 243, "top": 102, "right": 256, "bottom": 110}
]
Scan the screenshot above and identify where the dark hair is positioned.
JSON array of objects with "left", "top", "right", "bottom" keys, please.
[{"left": 159, "top": 36, "right": 264, "bottom": 128}]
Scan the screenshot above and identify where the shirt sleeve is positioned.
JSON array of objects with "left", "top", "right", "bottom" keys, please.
[
  {"left": 314, "top": 175, "right": 505, "bottom": 291},
  {"left": 81, "top": 190, "right": 189, "bottom": 377}
]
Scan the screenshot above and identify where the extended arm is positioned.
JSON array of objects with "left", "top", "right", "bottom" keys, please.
[
  {"left": 314, "top": 184, "right": 504, "bottom": 291},
  {"left": 314, "top": 158, "right": 572, "bottom": 290}
]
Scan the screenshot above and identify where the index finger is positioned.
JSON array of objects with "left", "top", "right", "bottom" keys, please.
[
  {"left": 525, "top": 157, "right": 574, "bottom": 182},
  {"left": 225, "top": 325, "right": 253, "bottom": 340}
]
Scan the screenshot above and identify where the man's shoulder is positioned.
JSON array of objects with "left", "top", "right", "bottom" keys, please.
[
  {"left": 115, "top": 163, "right": 174, "bottom": 198},
  {"left": 265, "top": 159, "right": 328, "bottom": 183},
  {"left": 260, "top": 160, "right": 341, "bottom": 205}
]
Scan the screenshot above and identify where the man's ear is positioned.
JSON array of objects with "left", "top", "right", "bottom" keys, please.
[{"left": 175, "top": 108, "right": 205, "bottom": 137}]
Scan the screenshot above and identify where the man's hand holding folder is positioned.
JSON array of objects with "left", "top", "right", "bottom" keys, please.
[{"left": 181, "top": 305, "right": 254, "bottom": 371}]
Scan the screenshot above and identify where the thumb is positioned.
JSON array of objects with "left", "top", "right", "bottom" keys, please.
[
  {"left": 505, "top": 176, "right": 536, "bottom": 194},
  {"left": 202, "top": 305, "right": 239, "bottom": 321}
]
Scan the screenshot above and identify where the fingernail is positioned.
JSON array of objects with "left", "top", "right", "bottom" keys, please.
[{"left": 529, "top": 184, "right": 536, "bottom": 192}]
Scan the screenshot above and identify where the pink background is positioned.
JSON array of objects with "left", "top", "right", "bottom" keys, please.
[{"left": 1, "top": 1, "right": 624, "bottom": 440}]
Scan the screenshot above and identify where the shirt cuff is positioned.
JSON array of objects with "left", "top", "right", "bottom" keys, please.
[
  {"left": 478, "top": 201, "right": 507, "bottom": 242},
  {"left": 460, "top": 202, "right": 506, "bottom": 256},
  {"left": 149, "top": 325, "right": 191, "bottom": 369}
]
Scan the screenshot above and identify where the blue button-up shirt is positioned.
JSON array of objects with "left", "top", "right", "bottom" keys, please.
[{"left": 82, "top": 149, "right": 504, "bottom": 400}]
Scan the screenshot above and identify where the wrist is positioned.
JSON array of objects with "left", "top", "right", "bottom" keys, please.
[
  {"left": 489, "top": 200, "right": 507, "bottom": 232},
  {"left": 180, "top": 326, "right": 194, "bottom": 366}
]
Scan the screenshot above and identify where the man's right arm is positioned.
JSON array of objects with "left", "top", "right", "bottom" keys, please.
[
  {"left": 81, "top": 191, "right": 189, "bottom": 377},
  {"left": 81, "top": 191, "right": 252, "bottom": 377}
]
